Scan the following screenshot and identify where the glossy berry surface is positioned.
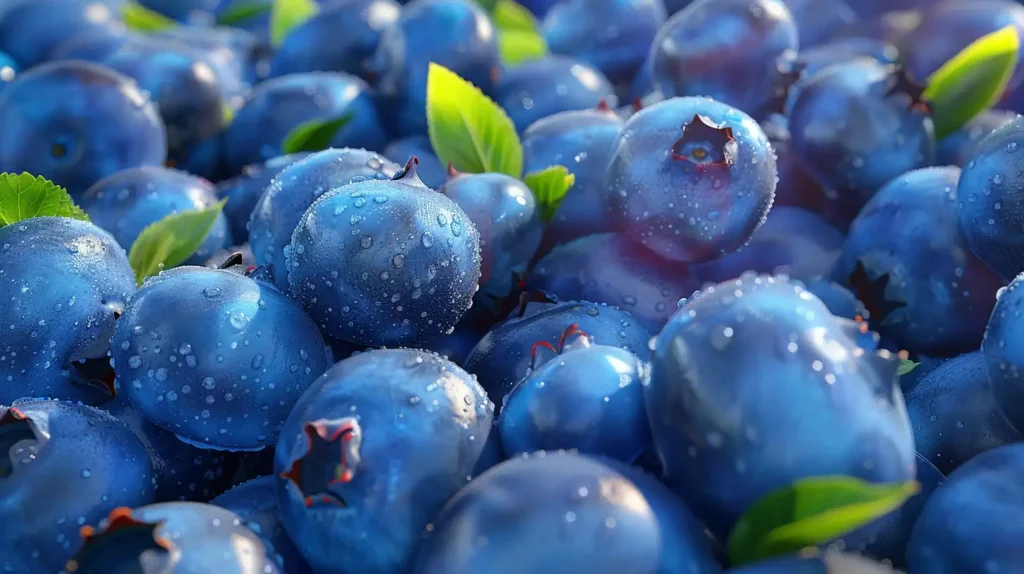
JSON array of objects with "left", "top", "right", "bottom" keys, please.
[
  {"left": 605, "top": 96, "right": 777, "bottom": 264},
  {"left": 287, "top": 161, "right": 481, "bottom": 347},
  {"left": 0, "top": 0, "right": 119, "bottom": 70},
  {"left": 213, "top": 476, "right": 311, "bottom": 573},
  {"left": 111, "top": 266, "right": 329, "bottom": 451},
  {"left": 982, "top": 274, "right": 1024, "bottom": 434},
  {"left": 495, "top": 56, "right": 616, "bottom": 134},
  {"left": 936, "top": 109, "right": 1018, "bottom": 168},
  {"left": 275, "top": 348, "right": 496, "bottom": 574},
  {"left": 216, "top": 152, "right": 311, "bottom": 243}
]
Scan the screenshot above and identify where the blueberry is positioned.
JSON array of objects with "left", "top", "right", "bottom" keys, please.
[
  {"left": 907, "top": 443, "right": 1024, "bottom": 573},
  {"left": 646, "top": 275, "right": 916, "bottom": 537},
  {"left": 213, "top": 476, "right": 311, "bottom": 573},
  {"left": 786, "top": 37, "right": 900, "bottom": 114},
  {"left": 137, "top": 0, "right": 220, "bottom": 22},
  {"left": 779, "top": 0, "right": 858, "bottom": 48},
  {"left": 832, "top": 166, "right": 1003, "bottom": 356},
  {"left": 67, "top": 501, "right": 280, "bottom": 573},
  {"left": 153, "top": 25, "right": 269, "bottom": 89},
  {"left": 217, "top": 153, "right": 312, "bottom": 244},
  {"left": 440, "top": 172, "right": 543, "bottom": 298},
  {"left": 936, "top": 109, "right": 1018, "bottom": 167},
  {"left": 371, "top": 0, "right": 499, "bottom": 137},
  {"left": 650, "top": 0, "right": 798, "bottom": 116},
  {"left": 982, "top": 273, "right": 1024, "bottom": 434},
  {"left": 80, "top": 166, "right": 232, "bottom": 264},
  {"left": 464, "top": 298, "right": 651, "bottom": 406},
  {"left": 287, "top": 160, "right": 481, "bottom": 347},
  {"left": 758, "top": 115, "right": 828, "bottom": 212},
  {"left": 0, "top": 60, "right": 167, "bottom": 197},
  {"left": 528, "top": 233, "right": 702, "bottom": 333},
  {"left": 906, "top": 351, "right": 1020, "bottom": 476},
  {"left": 111, "top": 266, "right": 329, "bottom": 451},
  {"left": 0, "top": 217, "right": 135, "bottom": 405},
  {"left": 957, "top": 114, "right": 1024, "bottom": 281},
  {"left": 383, "top": 135, "right": 447, "bottom": 189},
  {"left": 50, "top": 27, "right": 135, "bottom": 63},
  {"left": 225, "top": 72, "right": 388, "bottom": 175},
  {"left": 0, "top": 0, "right": 119, "bottom": 69},
  {"left": 499, "top": 324, "right": 650, "bottom": 462},
  {"left": 725, "top": 550, "right": 901, "bottom": 573},
  {"left": 605, "top": 97, "right": 777, "bottom": 264},
  {"left": 0, "top": 400, "right": 154, "bottom": 573},
  {"left": 249, "top": 148, "right": 399, "bottom": 290},
  {"left": 411, "top": 452, "right": 663, "bottom": 574},
  {"left": 0, "top": 51, "right": 17, "bottom": 94},
  {"left": 494, "top": 56, "right": 616, "bottom": 133},
  {"left": 541, "top": 0, "right": 666, "bottom": 84},
  {"left": 275, "top": 348, "right": 496, "bottom": 574}
]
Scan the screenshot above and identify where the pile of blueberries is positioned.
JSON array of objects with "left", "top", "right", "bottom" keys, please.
[{"left": 5, "top": 0, "right": 1024, "bottom": 571}]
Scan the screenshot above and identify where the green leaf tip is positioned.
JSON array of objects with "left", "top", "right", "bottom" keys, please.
[
  {"left": 898, "top": 359, "right": 920, "bottom": 376},
  {"left": 924, "top": 24, "right": 1021, "bottom": 140},
  {"left": 727, "top": 475, "right": 919, "bottom": 566},
  {"left": 269, "top": 0, "right": 318, "bottom": 48},
  {"left": 0, "top": 172, "right": 89, "bottom": 228},
  {"left": 493, "top": 0, "right": 539, "bottom": 31},
  {"left": 493, "top": 0, "right": 547, "bottom": 65},
  {"left": 281, "top": 113, "right": 354, "bottom": 154},
  {"left": 426, "top": 63, "right": 523, "bottom": 178},
  {"left": 121, "top": 2, "right": 178, "bottom": 33},
  {"left": 216, "top": 0, "right": 272, "bottom": 27},
  {"left": 129, "top": 199, "right": 227, "bottom": 286},
  {"left": 524, "top": 165, "right": 575, "bottom": 222}
]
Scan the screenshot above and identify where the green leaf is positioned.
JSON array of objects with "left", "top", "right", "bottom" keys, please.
[
  {"left": 924, "top": 25, "right": 1020, "bottom": 140},
  {"left": 473, "top": 0, "right": 499, "bottom": 12},
  {"left": 269, "top": 0, "right": 318, "bottom": 48},
  {"left": 493, "top": 0, "right": 539, "bottom": 31},
  {"left": 898, "top": 359, "right": 920, "bottom": 376},
  {"left": 499, "top": 30, "right": 548, "bottom": 66},
  {"left": 222, "top": 102, "right": 237, "bottom": 128},
  {"left": 426, "top": 63, "right": 523, "bottom": 177},
  {"left": 121, "top": 2, "right": 178, "bottom": 33},
  {"left": 280, "top": 113, "right": 354, "bottom": 155},
  {"left": 0, "top": 173, "right": 89, "bottom": 227},
  {"left": 216, "top": 0, "right": 272, "bottom": 27},
  {"left": 727, "top": 476, "right": 919, "bottom": 566},
  {"left": 524, "top": 165, "right": 575, "bottom": 222},
  {"left": 129, "top": 199, "right": 227, "bottom": 286}
]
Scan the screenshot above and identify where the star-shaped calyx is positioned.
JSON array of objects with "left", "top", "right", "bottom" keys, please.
[
  {"left": 671, "top": 114, "right": 737, "bottom": 169},
  {"left": 847, "top": 259, "right": 907, "bottom": 325},
  {"left": 1, "top": 407, "right": 46, "bottom": 479},
  {"left": 529, "top": 323, "right": 592, "bottom": 369},
  {"left": 280, "top": 417, "right": 363, "bottom": 508},
  {"left": 65, "top": 507, "right": 171, "bottom": 573},
  {"left": 885, "top": 65, "right": 932, "bottom": 114}
]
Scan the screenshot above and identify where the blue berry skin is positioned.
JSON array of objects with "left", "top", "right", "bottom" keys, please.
[
  {"left": 541, "top": 0, "right": 666, "bottom": 84},
  {"left": 903, "top": 1, "right": 1024, "bottom": 93},
  {"left": 957, "top": 115, "right": 1024, "bottom": 281},
  {"left": 440, "top": 172, "right": 543, "bottom": 298},
  {"left": 151, "top": 25, "right": 265, "bottom": 92},
  {"left": 789, "top": 58, "right": 936, "bottom": 207},
  {"left": 411, "top": 452, "right": 663, "bottom": 574},
  {"left": 725, "top": 551, "right": 902, "bottom": 574},
  {"left": 605, "top": 97, "right": 777, "bottom": 264},
  {"left": 937, "top": 109, "right": 1018, "bottom": 168},
  {"left": 137, "top": 0, "right": 220, "bottom": 22},
  {"left": 832, "top": 167, "right": 1004, "bottom": 357},
  {"left": 907, "top": 443, "right": 1024, "bottom": 573},
  {"left": 0, "top": 399, "right": 154, "bottom": 574},
  {"left": 759, "top": 116, "right": 827, "bottom": 212},
  {"left": 528, "top": 233, "right": 702, "bottom": 333},
  {"left": 225, "top": 73, "right": 388, "bottom": 175},
  {"left": 0, "top": 60, "right": 167, "bottom": 197},
  {"left": 0, "top": 0, "right": 118, "bottom": 69},
  {"left": 521, "top": 106, "right": 623, "bottom": 252},
  {"left": 650, "top": 0, "right": 798, "bottom": 117},
  {"left": 213, "top": 476, "right": 312, "bottom": 574},
  {"left": 0, "top": 51, "right": 16, "bottom": 94},
  {"left": 464, "top": 299, "right": 650, "bottom": 406},
  {"left": 982, "top": 274, "right": 1024, "bottom": 434},
  {"left": 80, "top": 166, "right": 232, "bottom": 265},
  {"left": 0, "top": 217, "right": 135, "bottom": 405},
  {"left": 68, "top": 502, "right": 281, "bottom": 574},
  {"left": 646, "top": 275, "right": 916, "bottom": 537},
  {"left": 270, "top": 0, "right": 401, "bottom": 80},
  {"left": 494, "top": 56, "right": 616, "bottom": 133},
  {"left": 275, "top": 348, "right": 496, "bottom": 574},
  {"left": 906, "top": 352, "right": 1021, "bottom": 476},
  {"left": 693, "top": 206, "right": 844, "bottom": 285},
  {"left": 384, "top": 136, "right": 446, "bottom": 189},
  {"left": 287, "top": 163, "right": 481, "bottom": 347},
  {"left": 779, "top": 0, "right": 857, "bottom": 48},
  {"left": 800, "top": 279, "right": 869, "bottom": 322},
  {"left": 371, "top": 0, "right": 499, "bottom": 137},
  {"left": 249, "top": 149, "right": 399, "bottom": 289},
  {"left": 785, "top": 38, "right": 899, "bottom": 114},
  {"left": 111, "top": 266, "right": 329, "bottom": 451},
  {"left": 217, "top": 153, "right": 311, "bottom": 244},
  {"left": 499, "top": 329, "right": 649, "bottom": 462},
  {"left": 50, "top": 27, "right": 134, "bottom": 63}
]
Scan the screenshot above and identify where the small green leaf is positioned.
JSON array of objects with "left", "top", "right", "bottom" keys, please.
[
  {"left": 524, "top": 165, "right": 575, "bottom": 222},
  {"left": 499, "top": 30, "right": 548, "bottom": 66},
  {"left": 280, "top": 113, "right": 354, "bottom": 155},
  {"left": 216, "top": 0, "right": 272, "bottom": 27},
  {"left": 493, "top": 0, "right": 539, "bottom": 31},
  {"left": 473, "top": 0, "right": 499, "bottom": 12},
  {"left": 121, "top": 2, "right": 178, "bottom": 33},
  {"left": 0, "top": 173, "right": 89, "bottom": 227},
  {"left": 269, "top": 0, "right": 318, "bottom": 48},
  {"left": 924, "top": 25, "right": 1020, "bottom": 140},
  {"left": 727, "top": 476, "right": 919, "bottom": 566},
  {"left": 426, "top": 63, "right": 523, "bottom": 177},
  {"left": 898, "top": 359, "right": 920, "bottom": 376},
  {"left": 129, "top": 199, "right": 227, "bottom": 286},
  {"left": 222, "top": 102, "right": 237, "bottom": 128}
]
